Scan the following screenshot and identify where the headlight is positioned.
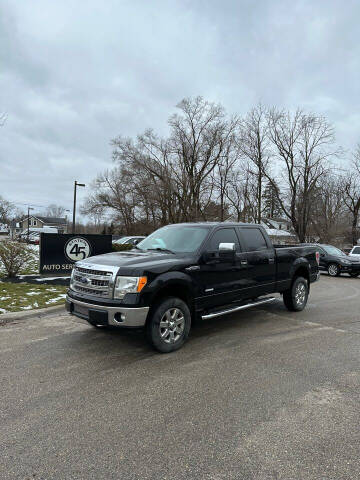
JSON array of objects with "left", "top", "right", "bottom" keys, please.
[
  {"left": 113, "top": 276, "right": 147, "bottom": 299},
  {"left": 70, "top": 267, "right": 76, "bottom": 287}
]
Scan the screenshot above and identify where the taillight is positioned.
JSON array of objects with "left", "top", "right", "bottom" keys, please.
[{"left": 316, "top": 251, "right": 320, "bottom": 265}]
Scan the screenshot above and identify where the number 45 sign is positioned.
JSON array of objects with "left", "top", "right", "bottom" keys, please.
[{"left": 65, "top": 237, "right": 92, "bottom": 261}]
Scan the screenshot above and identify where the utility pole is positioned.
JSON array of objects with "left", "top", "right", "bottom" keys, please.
[
  {"left": 27, "top": 206, "right": 34, "bottom": 242},
  {"left": 72, "top": 181, "right": 85, "bottom": 234}
]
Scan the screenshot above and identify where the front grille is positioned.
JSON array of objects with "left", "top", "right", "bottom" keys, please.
[
  {"left": 74, "top": 285, "right": 105, "bottom": 296},
  {"left": 75, "top": 266, "right": 112, "bottom": 277},
  {"left": 71, "top": 264, "right": 118, "bottom": 298},
  {"left": 91, "top": 279, "right": 109, "bottom": 287}
]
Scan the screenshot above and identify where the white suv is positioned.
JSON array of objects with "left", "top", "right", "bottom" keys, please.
[{"left": 349, "top": 246, "right": 360, "bottom": 258}]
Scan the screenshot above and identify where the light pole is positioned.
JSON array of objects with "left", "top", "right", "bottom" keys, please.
[
  {"left": 72, "top": 181, "right": 85, "bottom": 234},
  {"left": 27, "top": 206, "right": 34, "bottom": 242}
]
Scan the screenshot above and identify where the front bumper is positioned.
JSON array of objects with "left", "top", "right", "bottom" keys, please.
[
  {"left": 66, "top": 295, "right": 149, "bottom": 327},
  {"left": 339, "top": 264, "right": 360, "bottom": 273}
]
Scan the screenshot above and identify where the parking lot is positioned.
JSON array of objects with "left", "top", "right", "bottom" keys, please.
[{"left": 1, "top": 274, "right": 360, "bottom": 480}]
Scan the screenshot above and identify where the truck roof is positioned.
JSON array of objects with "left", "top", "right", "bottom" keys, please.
[{"left": 166, "top": 222, "right": 260, "bottom": 228}]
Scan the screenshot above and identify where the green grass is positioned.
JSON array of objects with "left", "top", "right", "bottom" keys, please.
[{"left": 0, "top": 282, "right": 67, "bottom": 314}]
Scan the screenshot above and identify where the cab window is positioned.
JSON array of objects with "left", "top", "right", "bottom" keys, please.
[
  {"left": 208, "top": 228, "right": 240, "bottom": 251},
  {"left": 239, "top": 228, "right": 268, "bottom": 252}
]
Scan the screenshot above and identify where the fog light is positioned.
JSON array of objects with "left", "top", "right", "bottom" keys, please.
[{"left": 114, "top": 313, "right": 124, "bottom": 323}]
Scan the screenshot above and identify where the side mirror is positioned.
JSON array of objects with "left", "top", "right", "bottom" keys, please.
[
  {"left": 203, "top": 243, "right": 236, "bottom": 264},
  {"left": 219, "top": 243, "right": 235, "bottom": 252},
  {"left": 218, "top": 242, "right": 236, "bottom": 261}
]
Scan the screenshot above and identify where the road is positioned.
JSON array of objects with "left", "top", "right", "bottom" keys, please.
[{"left": 1, "top": 275, "right": 360, "bottom": 480}]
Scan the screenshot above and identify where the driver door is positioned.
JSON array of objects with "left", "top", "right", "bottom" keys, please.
[{"left": 196, "top": 227, "right": 246, "bottom": 310}]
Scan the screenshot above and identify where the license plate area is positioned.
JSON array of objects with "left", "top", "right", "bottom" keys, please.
[
  {"left": 73, "top": 303, "right": 109, "bottom": 326},
  {"left": 74, "top": 304, "right": 90, "bottom": 318}
]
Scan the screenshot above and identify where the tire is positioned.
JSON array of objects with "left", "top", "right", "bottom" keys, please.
[
  {"left": 283, "top": 276, "right": 309, "bottom": 312},
  {"left": 146, "top": 297, "right": 191, "bottom": 353},
  {"left": 328, "top": 263, "right": 340, "bottom": 277},
  {"left": 349, "top": 272, "right": 359, "bottom": 278}
]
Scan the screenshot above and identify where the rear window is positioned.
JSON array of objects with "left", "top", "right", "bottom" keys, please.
[{"left": 239, "top": 228, "right": 268, "bottom": 252}]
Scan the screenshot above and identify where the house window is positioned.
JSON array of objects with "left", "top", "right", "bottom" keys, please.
[{"left": 33, "top": 220, "right": 37, "bottom": 226}]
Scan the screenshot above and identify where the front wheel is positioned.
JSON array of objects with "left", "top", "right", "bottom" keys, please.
[
  {"left": 283, "top": 276, "right": 309, "bottom": 312},
  {"left": 146, "top": 297, "right": 191, "bottom": 353},
  {"left": 328, "top": 263, "right": 340, "bottom": 277}
]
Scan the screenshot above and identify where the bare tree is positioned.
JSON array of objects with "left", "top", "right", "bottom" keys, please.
[
  {"left": 225, "top": 161, "right": 257, "bottom": 222},
  {"left": 266, "top": 108, "right": 336, "bottom": 242},
  {"left": 103, "top": 97, "right": 239, "bottom": 227},
  {"left": 343, "top": 145, "right": 360, "bottom": 245},
  {"left": 46, "top": 204, "right": 66, "bottom": 217},
  {"left": 310, "top": 174, "right": 347, "bottom": 243},
  {"left": 211, "top": 138, "right": 239, "bottom": 221},
  {"left": 237, "top": 104, "right": 271, "bottom": 223},
  {"left": 83, "top": 99, "right": 350, "bottom": 241},
  {"left": 0, "top": 195, "right": 14, "bottom": 224},
  {"left": 168, "top": 97, "right": 239, "bottom": 221}
]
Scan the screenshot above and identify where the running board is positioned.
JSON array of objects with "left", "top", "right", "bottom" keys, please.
[{"left": 201, "top": 297, "right": 276, "bottom": 320}]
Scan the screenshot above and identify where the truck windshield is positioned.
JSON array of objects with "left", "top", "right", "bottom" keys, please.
[{"left": 137, "top": 226, "right": 209, "bottom": 253}]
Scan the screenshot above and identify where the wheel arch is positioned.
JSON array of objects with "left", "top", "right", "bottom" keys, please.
[
  {"left": 290, "top": 260, "right": 310, "bottom": 289},
  {"left": 146, "top": 276, "right": 195, "bottom": 324}
]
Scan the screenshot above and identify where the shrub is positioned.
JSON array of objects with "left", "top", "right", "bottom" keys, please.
[
  {"left": 112, "top": 243, "right": 133, "bottom": 252},
  {"left": 0, "top": 240, "right": 35, "bottom": 278}
]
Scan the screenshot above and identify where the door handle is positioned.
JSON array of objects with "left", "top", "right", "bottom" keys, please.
[
  {"left": 240, "top": 260, "right": 248, "bottom": 265},
  {"left": 268, "top": 258, "right": 275, "bottom": 264}
]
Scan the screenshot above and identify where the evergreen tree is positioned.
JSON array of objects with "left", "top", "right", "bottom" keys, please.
[{"left": 263, "top": 181, "right": 282, "bottom": 218}]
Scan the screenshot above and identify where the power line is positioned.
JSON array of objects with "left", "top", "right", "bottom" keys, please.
[{"left": 8, "top": 200, "right": 72, "bottom": 211}]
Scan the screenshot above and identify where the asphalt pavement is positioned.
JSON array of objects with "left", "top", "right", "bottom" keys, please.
[{"left": 1, "top": 274, "right": 360, "bottom": 480}]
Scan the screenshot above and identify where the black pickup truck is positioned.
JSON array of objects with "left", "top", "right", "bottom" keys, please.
[{"left": 66, "top": 223, "right": 320, "bottom": 352}]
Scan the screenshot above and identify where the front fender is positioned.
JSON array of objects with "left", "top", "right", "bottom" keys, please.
[{"left": 145, "top": 271, "right": 197, "bottom": 304}]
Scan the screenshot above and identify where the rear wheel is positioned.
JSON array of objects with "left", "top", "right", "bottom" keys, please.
[
  {"left": 328, "top": 263, "right": 340, "bottom": 277},
  {"left": 146, "top": 297, "right": 191, "bottom": 353},
  {"left": 283, "top": 276, "right": 309, "bottom": 312}
]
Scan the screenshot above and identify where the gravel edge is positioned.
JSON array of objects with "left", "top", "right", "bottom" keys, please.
[{"left": 0, "top": 304, "right": 66, "bottom": 325}]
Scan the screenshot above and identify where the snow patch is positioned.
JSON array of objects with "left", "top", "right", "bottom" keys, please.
[{"left": 35, "top": 277, "right": 71, "bottom": 282}]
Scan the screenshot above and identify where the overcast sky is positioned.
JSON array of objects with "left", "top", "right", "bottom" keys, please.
[{"left": 1, "top": 0, "right": 359, "bottom": 217}]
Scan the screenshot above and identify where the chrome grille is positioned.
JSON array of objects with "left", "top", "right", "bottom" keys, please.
[
  {"left": 74, "top": 285, "right": 105, "bottom": 296},
  {"left": 75, "top": 266, "right": 113, "bottom": 277},
  {"left": 71, "top": 264, "right": 119, "bottom": 298}
]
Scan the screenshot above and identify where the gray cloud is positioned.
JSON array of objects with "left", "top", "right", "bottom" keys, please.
[{"left": 1, "top": 0, "right": 359, "bottom": 213}]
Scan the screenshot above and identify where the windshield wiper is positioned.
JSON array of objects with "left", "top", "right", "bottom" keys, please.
[
  {"left": 133, "top": 245, "right": 143, "bottom": 251},
  {"left": 147, "top": 247, "right": 174, "bottom": 254}
]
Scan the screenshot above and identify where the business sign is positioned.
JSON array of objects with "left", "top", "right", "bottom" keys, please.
[{"left": 40, "top": 233, "right": 112, "bottom": 274}]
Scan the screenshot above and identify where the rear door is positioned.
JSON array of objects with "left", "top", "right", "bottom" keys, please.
[{"left": 236, "top": 226, "right": 277, "bottom": 297}]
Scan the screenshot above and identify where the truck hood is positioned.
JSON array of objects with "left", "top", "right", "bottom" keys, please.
[{"left": 76, "top": 250, "right": 191, "bottom": 274}]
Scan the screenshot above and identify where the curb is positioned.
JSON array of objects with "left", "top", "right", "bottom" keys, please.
[{"left": 0, "top": 304, "right": 66, "bottom": 326}]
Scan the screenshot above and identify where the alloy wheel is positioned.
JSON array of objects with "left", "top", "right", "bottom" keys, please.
[
  {"left": 159, "top": 308, "right": 185, "bottom": 344},
  {"left": 295, "top": 282, "right": 306, "bottom": 307},
  {"left": 328, "top": 264, "right": 338, "bottom": 276}
]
